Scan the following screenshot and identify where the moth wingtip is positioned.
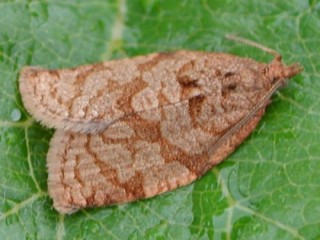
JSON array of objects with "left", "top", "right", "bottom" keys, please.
[
  {"left": 19, "top": 66, "right": 109, "bottom": 133},
  {"left": 54, "top": 204, "right": 80, "bottom": 215},
  {"left": 19, "top": 66, "right": 45, "bottom": 104},
  {"left": 48, "top": 181, "right": 81, "bottom": 214},
  {"left": 19, "top": 66, "right": 44, "bottom": 81},
  {"left": 48, "top": 179, "right": 81, "bottom": 215}
]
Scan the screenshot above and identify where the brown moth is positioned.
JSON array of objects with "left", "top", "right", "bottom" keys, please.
[{"left": 19, "top": 36, "right": 302, "bottom": 214}]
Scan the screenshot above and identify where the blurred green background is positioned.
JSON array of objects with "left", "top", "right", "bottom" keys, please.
[{"left": 0, "top": 0, "right": 319, "bottom": 239}]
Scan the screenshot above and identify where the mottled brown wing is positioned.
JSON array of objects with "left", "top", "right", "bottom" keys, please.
[
  {"left": 19, "top": 51, "right": 201, "bottom": 133},
  {"left": 19, "top": 51, "right": 268, "bottom": 133},
  {"left": 47, "top": 92, "right": 268, "bottom": 214}
]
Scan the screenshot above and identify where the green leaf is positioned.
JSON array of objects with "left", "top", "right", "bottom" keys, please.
[{"left": 0, "top": 0, "right": 319, "bottom": 239}]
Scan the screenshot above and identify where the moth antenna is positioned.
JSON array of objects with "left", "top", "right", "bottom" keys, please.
[{"left": 225, "top": 34, "right": 282, "bottom": 60}]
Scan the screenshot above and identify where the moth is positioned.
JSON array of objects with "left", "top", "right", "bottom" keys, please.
[{"left": 19, "top": 36, "right": 302, "bottom": 214}]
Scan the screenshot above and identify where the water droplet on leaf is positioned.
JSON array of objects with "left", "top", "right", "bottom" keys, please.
[{"left": 11, "top": 108, "right": 21, "bottom": 121}]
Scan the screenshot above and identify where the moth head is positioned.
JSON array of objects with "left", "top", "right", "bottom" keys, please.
[{"left": 264, "top": 55, "right": 303, "bottom": 87}]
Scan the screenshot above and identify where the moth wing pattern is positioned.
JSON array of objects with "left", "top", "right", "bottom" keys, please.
[
  {"left": 47, "top": 94, "right": 267, "bottom": 214},
  {"left": 20, "top": 51, "right": 214, "bottom": 133},
  {"left": 19, "top": 48, "right": 302, "bottom": 214}
]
